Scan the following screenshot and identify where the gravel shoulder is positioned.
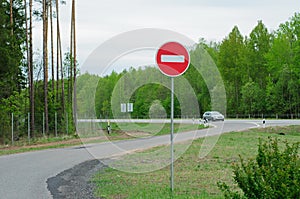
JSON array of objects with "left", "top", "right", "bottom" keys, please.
[{"left": 47, "top": 159, "right": 108, "bottom": 199}]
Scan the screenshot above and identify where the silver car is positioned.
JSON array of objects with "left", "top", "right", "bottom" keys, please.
[{"left": 203, "top": 111, "right": 224, "bottom": 121}]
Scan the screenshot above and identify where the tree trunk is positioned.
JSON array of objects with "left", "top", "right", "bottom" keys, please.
[
  {"left": 43, "top": 0, "right": 49, "bottom": 134},
  {"left": 24, "top": 0, "right": 32, "bottom": 136},
  {"left": 59, "top": 34, "right": 64, "bottom": 115},
  {"left": 69, "top": 39, "right": 73, "bottom": 106},
  {"left": 56, "top": 0, "right": 59, "bottom": 104},
  {"left": 10, "top": 0, "right": 13, "bottom": 35},
  {"left": 24, "top": 0, "right": 28, "bottom": 97},
  {"left": 29, "top": 0, "right": 34, "bottom": 136},
  {"left": 50, "top": 0, "right": 54, "bottom": 94},
  {"left": 56, "top": 0, "right": 65, "bottom": 131},
  {"left": 71, "top": 0, "right": 77, "bottom": 132}
]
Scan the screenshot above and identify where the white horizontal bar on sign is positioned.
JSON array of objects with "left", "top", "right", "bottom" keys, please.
[{"left": 161, "top": 55, "right": 185, "bottom": 63}]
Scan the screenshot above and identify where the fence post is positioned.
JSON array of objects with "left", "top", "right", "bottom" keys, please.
[
  {"left": 55, "top": 112, "right": 57, "bottom": 137},
  {"left": 43, "top": 112, "right": 45, "bottom": 137},
  {"left": 66, "top": 112, "right": 69, "bottom": 135},
  {"left": 11, "top": 112, "right": 14, "bottom": 145},
  {"left": 28, "top": 112, "right": 30, "bottom": 143}
]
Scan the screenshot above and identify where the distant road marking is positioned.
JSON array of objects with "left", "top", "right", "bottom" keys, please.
[
  {"left": 247, "top": 122, "right": 261, "bottom": 129},
  {"left": 161, "top": 55, "right": 185, "bottom": 63}
]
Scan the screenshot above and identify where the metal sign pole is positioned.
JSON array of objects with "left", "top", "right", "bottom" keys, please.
[
  {"left": 156, "top": 41, "right": 190, "bottom": 193},
  {"left": 170, "top": 77, "right": 174, "bottom": 192}
]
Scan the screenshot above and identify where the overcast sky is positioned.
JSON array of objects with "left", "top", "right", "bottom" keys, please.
[{"left": 34, "top": 0, "right": 300, "bottom": 74}]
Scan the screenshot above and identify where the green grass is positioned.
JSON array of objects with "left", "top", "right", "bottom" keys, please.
[{"left": 92, "top": 125, "right": 300, "bottom": 199}]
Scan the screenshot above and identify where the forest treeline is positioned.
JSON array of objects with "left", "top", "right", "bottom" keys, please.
[
  {"left": 1, "top": 0, "right": 300, "bottom": 144},
  {"left": 78, "top": 13, "right": 300, "bottom": 120},
  {"left": 0, "top": 0, "right": 77, "bottom": 144}
]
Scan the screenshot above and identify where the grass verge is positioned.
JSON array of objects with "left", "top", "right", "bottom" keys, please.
[
  {"left": 103, "top": 122, "right": 206, "bottom": 138},
  {"left": 0, "top": 122, "right": 205, "bottom": 156},
  {"left": 92, "top": 125, "right": 300, "bottom": 199},
  {"left": 0, "top": 135, "right": 82, "bottom": 156}
]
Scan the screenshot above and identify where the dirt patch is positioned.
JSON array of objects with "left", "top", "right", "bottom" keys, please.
[
  {"left": 123, "top": 130, "right": 151, "bottom": 138},
  {"left": 104, "top": 130, "right": 152, "bottom": 140}
]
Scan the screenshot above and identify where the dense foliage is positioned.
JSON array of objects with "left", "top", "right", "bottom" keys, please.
[
  {"left": 0, "top": 0, "right": 25, "bottom": 99},
  {"left": 219, "top": 18, "right": 300, "bottom": 117},
  {"left": 0, "top": 0, "right": 75, "bottom": 144},
  {"left": 0, "top": 0, "right": 26, "bottom": 143},
  {"left": 78, "top": 13, "right": 300, "bottom": 119},
  {"left": 218, "top": 138, "right": 300, "bottom": 199}
]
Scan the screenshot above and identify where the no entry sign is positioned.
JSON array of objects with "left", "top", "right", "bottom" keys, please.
[
  {"left": 156, "top": 41, "right": 190, "bottom": 191},
  {"left": 156, "top": 41, "right": 190, "bottom": 77}
]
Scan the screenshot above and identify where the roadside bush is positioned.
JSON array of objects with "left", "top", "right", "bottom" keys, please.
[{"left": 218, "top": 137, "right": 300, "bottom": 199}]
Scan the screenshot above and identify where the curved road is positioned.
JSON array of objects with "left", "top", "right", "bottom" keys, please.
[{"left": 0, "top": 119, "right": 299, "bottom": 199}]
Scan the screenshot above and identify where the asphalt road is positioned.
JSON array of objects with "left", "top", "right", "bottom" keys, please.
[{"left": 0, "top": 119, "right": 299, "bottom": 199}]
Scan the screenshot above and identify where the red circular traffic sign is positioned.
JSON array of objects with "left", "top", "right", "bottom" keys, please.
[{"left": 156, "top": 41, "right": 190, "bottom": 77}]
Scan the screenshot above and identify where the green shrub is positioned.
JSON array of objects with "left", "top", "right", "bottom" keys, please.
[{"left": 218, "top": 137, "right": 300, "bottom": 199}]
